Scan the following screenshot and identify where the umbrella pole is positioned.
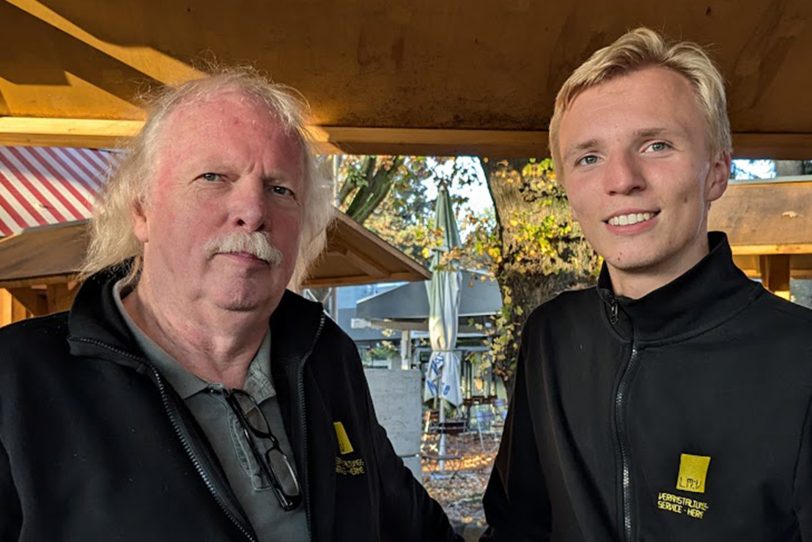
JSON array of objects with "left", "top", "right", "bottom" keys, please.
[{"left": 438, "top": 400, "right": 447, "bottom": 471}]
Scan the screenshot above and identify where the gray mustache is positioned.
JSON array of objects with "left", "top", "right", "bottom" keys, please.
[{"left": 204, "top": 231, "right": 283, "bottom": 265}]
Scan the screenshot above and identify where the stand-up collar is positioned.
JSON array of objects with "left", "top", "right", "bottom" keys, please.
[
  {"left": 68, "top": 265, "right": 326, "bottom": 369},
  {"left": 597, "top": 232, "right": 763, "bottom": 344},
  {"left": 67, "top": 267, "right": 144, "bottom": 365}
]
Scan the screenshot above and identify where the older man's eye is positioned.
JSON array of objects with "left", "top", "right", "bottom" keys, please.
[
  {"left": 198, "top": 172, "right": 222, "bottom": 182},
  {"left": 270, "top": 185, "right": 295, "bottom": 198}
]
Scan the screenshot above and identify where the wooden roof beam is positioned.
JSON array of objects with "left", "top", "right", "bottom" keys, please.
[
  {"left": 0, "top": 117, "right": 142, "bottom": 148},
  {"left": 2, "top": 117, "right": 812, "bottom": 159}
]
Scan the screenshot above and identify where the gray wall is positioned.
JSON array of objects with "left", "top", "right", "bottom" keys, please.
[{"left": 364, "top": 368, "right": 423, "bottom": 480}]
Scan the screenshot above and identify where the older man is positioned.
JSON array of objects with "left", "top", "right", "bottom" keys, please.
[
  {"left": 0, "top": 70, "right": 460, "bottom": 542},
  {"left": 482, "top": 28, "right": 812, "bottom": 541}
]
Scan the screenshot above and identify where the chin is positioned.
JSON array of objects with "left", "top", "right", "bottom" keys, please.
[
  {"left": 604, "top": 250, "right": 665, "bottom": 274},
  {"left": 215, "top": 293, "right": 268, "bottom": 313}
]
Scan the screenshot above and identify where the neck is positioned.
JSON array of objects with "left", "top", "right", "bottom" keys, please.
[
  {"left": 608, "top": 240, "right": 711, "bottom": 300},
  {"left": 122, "top": 282, "right": 269, "bottom": 389},
  {"left": 609, "top": 271, "right": 677, "bottom": 300}
]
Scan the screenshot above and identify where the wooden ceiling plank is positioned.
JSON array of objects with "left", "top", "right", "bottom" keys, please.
[
  {"left": 7, "top": 0, "right": 203, "bottom": 85},
  {"left": 2, "top": 117, "right": 812, "bottom": 159},
  {"left": 0, "top": 117, "right": 142, "bottom": 148}
]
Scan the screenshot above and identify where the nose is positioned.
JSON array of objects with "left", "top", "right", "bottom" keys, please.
[
  {"left": 603, "top": 151, "right": 646, "bottom": 196},
  {"left": 229, "top": 177, "right": 267, "bottom": 231}
]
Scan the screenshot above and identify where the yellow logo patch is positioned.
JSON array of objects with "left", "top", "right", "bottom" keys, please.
[
  {"left": 676, "top": 453, "right": 711, "bottom": 494},
  {"left": 336, "top": 457, "right": 366, "bottom": 476},
  {"left": 333, "top": 421, "right": 354, "bottom": 455}
]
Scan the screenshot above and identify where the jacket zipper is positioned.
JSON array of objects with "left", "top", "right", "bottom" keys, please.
[
  {"left": 610, "top": 298, "right": 619, "bottom": 324},
  {"left": 74, "top": 338, "right": 256, "bottom": 542},
  {"left": 614, "top": 343, "right": 639, "bottom": 542},
  {"left": 150, "top": 365, "right": 256, "bottom": 542},
  {"left": 296, "top": 313, "right": 326, "bottom": 541}
]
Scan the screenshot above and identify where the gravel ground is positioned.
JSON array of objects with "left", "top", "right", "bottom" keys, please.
[{"left": 420, "top": 430, "right": 502, "bottom": 529}]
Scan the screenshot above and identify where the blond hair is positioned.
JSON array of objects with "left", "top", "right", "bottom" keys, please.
[
  {"left": 549, "top": 27, "right": 731, "bottom": 175},
  {"left": 81, "top": 67, "right": 333, "bottom": 288}
]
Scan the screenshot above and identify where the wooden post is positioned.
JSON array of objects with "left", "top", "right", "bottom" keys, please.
[
  {"left": 1, "top": 289, "right": 12, "bottom": 327},
  {"left": 759, "top": 255, "right": 791, "bottom": 300},
  {"left": 0, "top": 288, "right": 30, "bottom": 327},
  {"left": 7, "top": 287, "right": 47, "bottom": 317},
  {"left": 46, "top": 283, "right": 76, "bottom": 313}
]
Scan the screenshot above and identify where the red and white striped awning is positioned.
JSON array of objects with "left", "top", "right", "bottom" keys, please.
[{"left": 0, "top": 146, "right": 120, "bottom": 237}]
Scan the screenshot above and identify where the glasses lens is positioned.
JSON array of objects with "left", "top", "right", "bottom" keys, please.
[
  {"left": 233, "top": 391, "right": 272, "bottom": 437},
  {"left": 267, "top": 448, "right": 300, "bottom": 497}
]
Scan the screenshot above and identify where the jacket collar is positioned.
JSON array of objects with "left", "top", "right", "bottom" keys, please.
[
  {"left": 597, "top": 232, "right": 762, "bottom": 343},
  {"left": 67, "top": 265, "right": 326, "bottom": 369},
  {"left": 269, "top": 289, "right": 327, "bottom": 368},
  {"left": 67, "top": 268, "right": 146, "bottom": 367}
]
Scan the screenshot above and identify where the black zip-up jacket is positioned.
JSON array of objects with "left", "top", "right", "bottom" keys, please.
[
  {"left": 482, "top": 233, "right": 812, "bottom": 541},
  {"left": 0, "top": 270, "right": 460, "bottom": 542}
]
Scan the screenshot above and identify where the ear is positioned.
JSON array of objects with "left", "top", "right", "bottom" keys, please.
[
  {"left": 131, "top": 199, "right": 149, "bottom": 243},
  {"left": 706, "top": 150, "right": 731, "bottom": 203}
]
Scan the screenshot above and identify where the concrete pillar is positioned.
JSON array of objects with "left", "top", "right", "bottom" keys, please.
[{"left": 363, "top": 368, "right": 423, "bottom": 480}]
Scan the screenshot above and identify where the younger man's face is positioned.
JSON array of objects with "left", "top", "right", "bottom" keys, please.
[{"left": 557, "top": 66, "right": 730, "bottom": 293}]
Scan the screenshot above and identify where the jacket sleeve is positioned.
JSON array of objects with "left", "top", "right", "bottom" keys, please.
[
  {"left": 0, "top": 436, "right": 22, "bottom": 541},
  {"left": 480, "top": 336, "right": 552, "bottom": 542},
  {"left": 364, "top": 382, "right": 462, "bottom": 542}
]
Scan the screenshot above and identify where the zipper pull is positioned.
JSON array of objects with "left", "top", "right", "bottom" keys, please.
[{"left": 610, "top": 299, "right": 619, "bottom": 324}]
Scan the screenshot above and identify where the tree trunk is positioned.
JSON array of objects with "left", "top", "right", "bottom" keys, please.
[
  {"left": 343, "top": 156, "right": 405, "bottom": 224},
  {"left": 479, "top": 157, "right": 599, "bottom": 397}
]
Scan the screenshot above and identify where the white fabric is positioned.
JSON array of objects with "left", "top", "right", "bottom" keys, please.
[{"left": 422, "top": 185, "right": 462, "bottom": 407}]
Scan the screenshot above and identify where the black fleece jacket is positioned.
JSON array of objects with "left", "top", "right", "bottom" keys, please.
[
  {"left": 0, "top": 270, "right": 459, "bottom": 542},
  {"left": 482, "top": 233, "right": 812, "bottom": 541}
]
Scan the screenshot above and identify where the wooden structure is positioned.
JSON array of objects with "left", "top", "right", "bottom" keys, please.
[
  {"left": 1, "top": 0, "right": 812, "bottom": 159},
  {"left": 2, "top": 1, "right": 812, "bottom": 320},
  {"left": 709, "top": 179, "right": 812, "bottom": 299},
  {"left": 0, "top": 212, "right": 430, "bottom": 326}
]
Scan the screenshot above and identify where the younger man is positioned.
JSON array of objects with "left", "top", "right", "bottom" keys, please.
[{"left": 482, "top": 28, "right": 812, "bottom": 541}]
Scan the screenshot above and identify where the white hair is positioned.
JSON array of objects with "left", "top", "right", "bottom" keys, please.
[{"left": 81, "top": 67, "right": 334, "bottom": 288}]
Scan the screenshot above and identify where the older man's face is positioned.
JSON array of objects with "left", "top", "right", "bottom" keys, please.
[{"left": 133, "top": 91, "right": 305, "bottom": 316}]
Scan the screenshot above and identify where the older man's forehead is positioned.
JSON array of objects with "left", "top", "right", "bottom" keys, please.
[
  {"left": 147, "top": 91, "right": 304, "bottom": 183},
  {"left": 163, "top": 90, "right": 281, "bottom": 129},
  {"left": 154, "top": 93, "right": 301, "bottom": 157}
]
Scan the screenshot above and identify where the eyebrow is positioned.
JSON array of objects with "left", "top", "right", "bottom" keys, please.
[
  {"left": 634, "top": 127, "right": 671, "bottom": 138},
  {"left": 563, "top": 138, "right": 600, "bottom": 163}
]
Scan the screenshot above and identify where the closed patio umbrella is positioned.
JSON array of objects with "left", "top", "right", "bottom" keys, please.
[{"left": 422, "top": 182, "right": 462, "bottom": 468}]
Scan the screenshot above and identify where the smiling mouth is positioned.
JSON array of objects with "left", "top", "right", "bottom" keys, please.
[{"left": 606, "top": 211, "right": 658, "bottom": 226}]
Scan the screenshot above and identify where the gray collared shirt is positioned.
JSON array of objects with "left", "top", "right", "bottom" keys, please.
[{"left": 113, "top": 281, "right": 308, "bottom": 542}]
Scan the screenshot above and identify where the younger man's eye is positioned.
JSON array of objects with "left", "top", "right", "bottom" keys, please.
[
  {"left": 645, "top": 141, "right": 671, "bottom": 152},
  {"left": 577, "top": 155, "right": 599, "bottom": 166}
]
